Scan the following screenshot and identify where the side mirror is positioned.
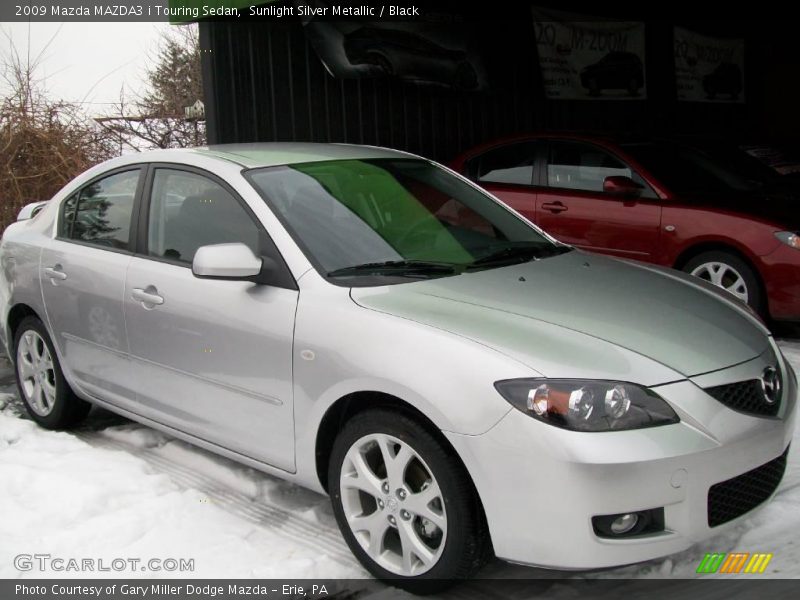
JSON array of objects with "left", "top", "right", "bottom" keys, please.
[
  {"left": 192, "top": 243, "right": 265, "bottom": 280},
  {"left": 603, "top": 175, "right": 644, "bottom": 198},
  {"left": 17, "top": 200, "right": 48, "bottom": 221}
]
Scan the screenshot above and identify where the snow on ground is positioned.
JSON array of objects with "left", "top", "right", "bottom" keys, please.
[
  {"left": 0, "top": 403, "right": 366, "bottom": 580},
  {"left": 1, "top": 342, "right": 799, "bottom": 585}
]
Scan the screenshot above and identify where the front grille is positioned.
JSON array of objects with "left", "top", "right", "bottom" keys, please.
[
  {"left": 707, "top": 447, "right": 788, "bottom": 527},
  {"left": 704, "top": 379, "right": 780, "bottom": 417}
]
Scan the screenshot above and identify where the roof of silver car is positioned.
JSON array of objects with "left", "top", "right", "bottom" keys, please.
[{"left": 195, "top": 143, "right": 412, "bottom": 168}]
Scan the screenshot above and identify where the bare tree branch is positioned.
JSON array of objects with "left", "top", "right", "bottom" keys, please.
[
  {"left": 96, "top": 24, "right": 205, "bottom": 151},
  {"left": 0, "top": 32, "right": 116, "bottom": 232}
]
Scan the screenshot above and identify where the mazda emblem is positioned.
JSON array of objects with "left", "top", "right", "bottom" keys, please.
[{"left": 761, "top": 366, "right": 781, "bottom": 405}]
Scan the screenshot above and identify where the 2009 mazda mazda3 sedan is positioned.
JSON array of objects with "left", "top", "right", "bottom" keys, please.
[{"left": 0, "top": 144, "right": 795, "bottom": 592}]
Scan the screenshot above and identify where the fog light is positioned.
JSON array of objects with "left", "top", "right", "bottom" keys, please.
[
  {"left": 610, "top": 513, "right": 639, "bottom": 534},
  {"left": 592, "top": 507, "right": 664, "bottom": 538}
]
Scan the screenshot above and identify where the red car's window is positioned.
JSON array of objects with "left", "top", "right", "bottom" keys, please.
[
  {"left": 470, "top": 142, "right": 538, "bottom": 186},
  {"left": 547, "top": 141, "right": 632, "bottom": 192}
]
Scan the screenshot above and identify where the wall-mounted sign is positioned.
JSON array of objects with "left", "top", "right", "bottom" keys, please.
[
  {"left": 674, "top": 27, "right": 745, "bottom": 103},
  {"left": 532, "top": 8, "right": 646, "bottom": 100},
  {"left": 303, "top": 1, "right": 487, "bottom": 91}
]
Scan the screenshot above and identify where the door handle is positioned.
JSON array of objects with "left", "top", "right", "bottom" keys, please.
[
  {"left": 541, "top": 201, "right": 568, "bottom": 214},
  {"left": 44, "top": 265, "right": 67, "bottom": 281},
  {"left": 132, "top": 286, "right": 164, "bottom": 307}
]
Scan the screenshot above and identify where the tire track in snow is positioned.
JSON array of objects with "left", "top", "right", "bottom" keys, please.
[
  {"left": 73, "top": 431, "right": 358, "bottom": 568},
  {"left": 72, "top": 431, "right": 525, "bottom": 600}
]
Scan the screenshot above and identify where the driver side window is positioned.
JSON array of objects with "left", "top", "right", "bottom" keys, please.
[
  {"left": 146, "top": 169, "right": 260, "bottom": 265},
  {"left": 547, "top": 142, "right": 631, "bottom": 192},
  {"left": 546, "top": 141, "right": 656, "bottom": 198}
]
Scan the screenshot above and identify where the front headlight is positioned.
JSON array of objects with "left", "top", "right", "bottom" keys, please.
[
  {"left": 775, "top": 231, "right": 800, "bottom": 249},
  {"left": 494, "top": 379, "right": 679, "bottom": 432}
]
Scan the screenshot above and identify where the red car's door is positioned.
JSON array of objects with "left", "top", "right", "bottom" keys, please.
[
  {"left": 536, "top": 140, "right": 663, "bottom": 261},
  {"left": 464, "top": 141, "right": 540, "bottom": 223}
]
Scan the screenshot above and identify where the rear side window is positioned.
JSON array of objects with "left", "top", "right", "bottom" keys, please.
[
  {"left": 146, "top": 169, "right": 260, "bottom": 264},
  {"left": 470, "top": 142, "right": 538, "bottom": 186},
  {"left": 61, "top": 169, "right": 140, "bottom": 249}
]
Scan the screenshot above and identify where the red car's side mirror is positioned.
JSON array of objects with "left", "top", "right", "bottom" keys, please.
[{"left": 603, "top": 175, "right": 644, "bottom": 198}]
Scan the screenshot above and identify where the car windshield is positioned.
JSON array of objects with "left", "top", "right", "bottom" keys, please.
[
  {"left": 621, "top": 142, "right": 774, "bottom": 194},
  {"left": 247, "top": 158, "right": 565, "bottom": 283}
]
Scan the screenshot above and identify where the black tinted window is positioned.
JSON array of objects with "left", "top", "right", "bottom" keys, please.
[
  {"left": 147, "top": 169, "right": 260, "bottom": 264},
  {"left": 473, "top": 143, "right": 537, "bottom": 186},
  {"left": 67, "top": 170, "right": 140, "bottom": 249}
]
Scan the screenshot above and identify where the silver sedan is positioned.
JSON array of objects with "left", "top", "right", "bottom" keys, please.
[{"left": 0, "top": 144, "right": 795, "bottom": 593}]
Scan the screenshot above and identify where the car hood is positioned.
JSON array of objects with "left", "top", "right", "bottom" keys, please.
[{"left": 350, "top": 251, "right": 770, "bottom": 380}]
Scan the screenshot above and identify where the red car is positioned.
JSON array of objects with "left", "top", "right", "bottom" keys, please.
[{"left": 451, "top": 133, "right": 800, "bottom": 321}]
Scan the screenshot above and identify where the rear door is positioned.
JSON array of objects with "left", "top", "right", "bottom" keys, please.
[
  {"left": 40, "top": 168, "right": 143, "bottom": 404},
  {"left": 536, "top": 140, "right": 662, "bottom": 260},
  {"left": 465, "top": 141, "right": 540, "bottom": 223},
  {"left": 123, "top": 166, "right": 298, "bottom": 471}
]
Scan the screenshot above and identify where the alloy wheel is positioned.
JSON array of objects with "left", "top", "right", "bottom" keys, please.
[
  {"left": 690, "top": 261, "right": 749, "bottom": 303},
  {"left": 16, "top": 330, "right": 57, "bottom": 416},
  {"left": 339, "top": 433, "right": 447, "bottom": 576}
]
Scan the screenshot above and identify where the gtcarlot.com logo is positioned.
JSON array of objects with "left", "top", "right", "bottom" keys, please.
[
  {"left": 696, "top": 552, "right": 773, "bottom": 574},
  {"left": 14, "top": 554, "right": 195, "bottom": 573}
]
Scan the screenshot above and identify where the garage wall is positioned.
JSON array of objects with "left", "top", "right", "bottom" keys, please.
[{"left": 200, "top": 12, "right": 766, "bottom": 162}]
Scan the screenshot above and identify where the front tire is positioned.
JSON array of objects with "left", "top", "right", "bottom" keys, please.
[
  {"left": 13, "top": 316, "right": 90, "bottom": 429},
  {"left": 328, "top": 408, "right": 490, "bottom": 593},
  {"left": 683, "top": 251, "right": 764, "bottom": 316}
]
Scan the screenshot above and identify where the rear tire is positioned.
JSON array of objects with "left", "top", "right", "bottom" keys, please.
[
  {"left": 13, "top": 316, "right": 90, "bottom": 429},
  {"left": 328, "top": 408, "right": 491, "bottom": 594},
  {"left": 682, "top": 251, "right": 765, "bottom": 316}
]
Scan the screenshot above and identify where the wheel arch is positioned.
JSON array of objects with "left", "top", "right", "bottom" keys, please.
[
  {"left": 6, "top": 303, "right": 42, "bottom": 352},
  {"left": 315, "top": 391, "right": 479, "bottom": 499},
  {"left": 673, "top": 240, "right": 762, "bottom": 277},
  {"left": 672, "top": 241, "right": 767, "bottom": 312}
]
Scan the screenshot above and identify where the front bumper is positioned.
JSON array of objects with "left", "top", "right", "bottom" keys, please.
[
  {"left": 446, "top": 348, "right": 797, "bottom": 569},
  {"left": 760, "top": 243, "right": 800, "bottom": 320}
]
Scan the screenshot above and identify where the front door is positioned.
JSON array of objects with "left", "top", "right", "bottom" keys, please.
[
  {"left": 536, "top": 140, "right": 662, "bottom": 261},
  {"left": 124, "top": 167, "right": 298, "bottom": 471}
]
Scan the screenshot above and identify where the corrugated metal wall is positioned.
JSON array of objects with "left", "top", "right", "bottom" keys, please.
[{"left": 200, "top": 15, "right": 758, "bottom": 162}]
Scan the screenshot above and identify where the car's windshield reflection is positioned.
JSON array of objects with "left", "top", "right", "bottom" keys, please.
[{"left": 247, "top": 158, "right": 563, "bottom": 283}]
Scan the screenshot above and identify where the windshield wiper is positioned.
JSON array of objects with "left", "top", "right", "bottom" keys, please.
[
  {"left": 468, "top": 243, "right": 571, "bottom": 269},
  {"left": 327, "top": 260, "right": 458, "bottom": 278}
]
